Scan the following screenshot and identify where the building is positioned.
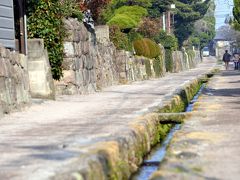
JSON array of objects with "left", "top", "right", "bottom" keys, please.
[{"left": 0, "top": 0, "right": 27, "bottom": 54}]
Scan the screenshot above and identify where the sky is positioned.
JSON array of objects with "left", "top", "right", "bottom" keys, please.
[{"left": 215, "top": 0, "right": 234, "bottom": 29}]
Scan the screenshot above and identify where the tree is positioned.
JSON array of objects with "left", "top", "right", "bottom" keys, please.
[
  {"left": 233, "top": 0, "right": 240, "bottom": 23},
  {"left": 233, "top": 0, "right": 240, "bottom": 31},
  {"left": 174, "top": 0, "right": 211, "bottom": 46},
  {"left": 190, "top": 1, "right": 216, "bottom": 49},
  {"left": 148, "top": 0, "right": 175, "bottom": 18},
  {"left": 107, "top": 5, "right": 148, "bottom": 30},
  {"left": 137, "top": 17, "right": 161, "bottom": 38}
]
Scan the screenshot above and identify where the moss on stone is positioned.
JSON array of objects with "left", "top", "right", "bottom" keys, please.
[{"left": 144, "top": 59, "right": 152, "bottom": 78}]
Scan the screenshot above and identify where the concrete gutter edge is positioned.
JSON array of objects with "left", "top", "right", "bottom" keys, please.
[{"left": 50, "top": 67, "right": 219, "bottom": 180}]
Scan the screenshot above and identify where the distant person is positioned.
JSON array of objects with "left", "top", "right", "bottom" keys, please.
[
  {"left": 233, "top": 53, "right": 240, "bottom": 70},
  {"left": 222, "top": 50, "right": 231, "bottom": 70}
]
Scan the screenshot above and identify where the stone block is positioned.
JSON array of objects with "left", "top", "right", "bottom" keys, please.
[
  {"left": 62, "top": 58, "right": 76, "bottom": 70},
  {"left": 5, "top": 60, "right": 13, "bottom": 78},
  {"left": 65, "top": 30, "right": 74, "bottom": 42},
  {"left": 62, "top": 70, "right": 76, "bottom": 84},
  {"left": 72, "top": 18, "right": 81, "bottom": 30},
  {"left": 73, "top": 42, "right": 82, "bottom": 57},
  {"left": 28, "top": 39, "right": 45, "bottom": 59},
  {"left": 63, "top": 18, "right": 73, "bottom": 30},
  {"left": 9, "top": 52, "right": 19, "bottom": 65},
  {"left": 28, "top": 44, "right": 55, "bottom": 100},
  {"left": 65, "top": 84, "right": 78, "bottom": 95},
  {"left": 79, "top": 23, "right": 89, "bottom": 41},
  {"left": 73, "top": 30, "right": 80, "bottom": 42},
  {"left": 28, "top": 39, "right": 45, "bottom": 51},
  {"left": 74, "top": 57, "right": 83, "bottom": 71},
  {"left": 63, "top": 42, "right": 75, "bottom": 58},
  {"left": 119, "top": 72, "right": 126, "bottom": 79},
  {"left": 82, "top": 69, "right": 90, "bottom": 85},
  {"left": 85, "top": 55, "right": 94, "bottom": 70},
  {"left": 81, "top": 41, "right": 90, "bottom": 55},
  {"left": 0, "top": 58, "right": 8, "bottom": 77},
  {"left": 75, "top": 70, "right": 83, "bottom": 86},
  {"left": 19, "top": 54, "right": 28, "bottom": 69},
  {"left": 95, "top": 25, "right": 110, "bottom": 45},
  {"left": 0, "top": 45, "right": 7, "bottom": 58},
  {"left": 90, "top": 70, "right": 96, "bottom": 83},
  {"left": 0, "top": 46, "right": 30, "bottom": 113},
  {"left": 28, "top": 61, "right": 45, "bottom": 71},
  {"left": 81, "top": 55, "right": 87, "bottom": 69}
]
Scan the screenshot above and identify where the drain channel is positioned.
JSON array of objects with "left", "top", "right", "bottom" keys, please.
[{"left": 131, "top": 84, "right": 205, "bottom": 180}]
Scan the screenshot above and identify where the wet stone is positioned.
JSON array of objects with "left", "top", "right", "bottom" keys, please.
[{"left": 176, "top": 151, "right": 198, "bottom": 159}]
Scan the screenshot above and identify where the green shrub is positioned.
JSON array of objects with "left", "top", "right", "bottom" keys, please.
[
  {"left": 128, "top": 29, "right": 143, "bottom": 42},
  {"left": 27, "top": 0, "right": 82, "bottom": 80},
  {"left": 165, "top": 48, "right": 173, "bottom": 72},
  {"left": 154, "top": 31, "right": 178, "bottom": 50},
  {"left": 107, "top": 6, "right": 147, "bottom": 30},
  {"left": 133, "top": 38, "right": 160, "bottom": 58},
  {"left": 107, "top": 14, "right": 138, "bottom": 29},
  {"left": 109, "top": 25, "right": 132, "bottom": 51}
]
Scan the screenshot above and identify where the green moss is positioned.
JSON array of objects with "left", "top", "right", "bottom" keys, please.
[
  {"left": 151, "top": 123, "right": 172, "bottom": 145},
  {"left": 153, "top": 56, "right": 164, "bottom": 77},
  {"left": 191, "top": 166, "right": 203, "bottom": 173},
  {"left": 158, "top": 79, "right": 203, "bottom": 114},
  {"left": 165, "top": 48, "right": 174, "bottom": 72},
  {"left": 144, "top": 59, "right": 152, "bottom": 77}
]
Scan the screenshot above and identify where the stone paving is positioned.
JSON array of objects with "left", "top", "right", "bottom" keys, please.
[
  {"left": 150, "top": 65, "right": 240, "bottom": 180},
  {"left": 0, "top": 57, "right": 217, "bottom": 180}
]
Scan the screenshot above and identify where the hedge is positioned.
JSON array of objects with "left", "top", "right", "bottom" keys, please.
[{"left": 133, "top": 38, "right": 161, "bottom": 58}]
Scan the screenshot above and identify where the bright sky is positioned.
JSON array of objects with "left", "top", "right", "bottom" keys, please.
[{"left": 215, "top": 0, "right": 234, "bottom": 29}]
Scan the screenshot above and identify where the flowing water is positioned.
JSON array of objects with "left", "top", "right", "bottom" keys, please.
[{"left": 131, "top": 85, "right": 205, "bottom": 180}]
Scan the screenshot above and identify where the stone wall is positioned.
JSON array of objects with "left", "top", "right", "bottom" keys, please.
[
  {"left": 0, "top": 45, "right": 30, "bottom": 115},
  {"left": 56, "top": 18, "right": 201, "bottom": 95},
  {"left": 55, "top": 18, "right": 100, "bottom": 94},
  {"left": 28, "top": 39, "right": 55, "bottom": 99},
  {"left": 172, "top": 49, "right": 201, "bottom": 73}
]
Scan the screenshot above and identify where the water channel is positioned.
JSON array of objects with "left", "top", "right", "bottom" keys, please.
[{"left": 131, "top": 84, "right": 205, "bottom": 180}]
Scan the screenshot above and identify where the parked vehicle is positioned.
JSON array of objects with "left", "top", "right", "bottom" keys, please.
[{"left": 202, "top": 47, "right": 210, "bottom": 57}]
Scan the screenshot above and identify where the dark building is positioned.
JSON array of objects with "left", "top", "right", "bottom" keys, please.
[{"left": 0, "top": 0, "right": 27, "bottom": 54}]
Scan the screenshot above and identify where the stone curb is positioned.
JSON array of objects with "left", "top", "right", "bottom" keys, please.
[{"left": 50, "top": 67, "right": 219, "bottom": 180}]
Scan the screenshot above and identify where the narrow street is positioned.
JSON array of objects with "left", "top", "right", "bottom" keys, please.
[
  {"left": 150, "top": 65, "right": 240, "bottom": 180},
  {"left": 0, "top": 58, "right": 216, "bottom": 180}
]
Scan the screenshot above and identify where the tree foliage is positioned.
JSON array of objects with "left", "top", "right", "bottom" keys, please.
[
  {"left": 233, "top": 0, "right": 240, "bottom": 31},
  {"left": 174, "top": 0, "right": 211, "bottom": 46},
  {"left": 107, "top": 5, "right": 147, "bottom": 30},
  {"left": 190, "top": 1, "right": 216, "bottom": 49},
  {"left": 137, "top": 17, "right": 161, "bottom": 38},
  {"left": 148, "top": 0, "right": 175, "bottom": 18},
  {"left": 233, "top": 0, "right": 240, "bottom": 23},
  {"left": 154, "top": 31, "right": 178, "bottom": 50},
  {"left": 109, "top": 25, "right": 132, "bottom": 51}
]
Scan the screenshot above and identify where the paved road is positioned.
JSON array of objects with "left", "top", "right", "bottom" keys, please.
[
  {"left": 0, "top": 57, "right": 216, "bottom": 180},
  {"left": 151, "top": 65, "right": 240, "bottom": 180}
]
